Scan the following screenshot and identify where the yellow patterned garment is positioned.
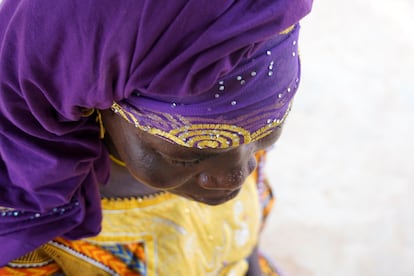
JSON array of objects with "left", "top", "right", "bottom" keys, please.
[
  {"left": 84, "top": 173, "right": 261, "bottom": 276},
  {"left": 2, "top": 152, "right": 280, "bottom": 276}
]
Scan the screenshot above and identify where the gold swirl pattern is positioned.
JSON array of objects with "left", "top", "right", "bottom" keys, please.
[
  {"left": 110, "top": 102, "right": 290, "bottom": 149},
  {"left": 169, "top": 124, "right": 250, "bottom": 148}
]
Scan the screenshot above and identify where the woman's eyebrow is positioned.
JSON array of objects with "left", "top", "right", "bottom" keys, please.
[
  {"left": 156, "top": 143, "right": 234, "bottom": 160},
  {"left": 156, "top": 150, "right": 210, "bottom": 161}
]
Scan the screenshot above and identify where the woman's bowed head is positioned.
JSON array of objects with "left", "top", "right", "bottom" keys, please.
[{"left": 100, "top": 109, "right": 283, "bottom": 205}]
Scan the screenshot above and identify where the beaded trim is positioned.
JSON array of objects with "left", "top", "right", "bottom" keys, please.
[
  {"left": 1, "top": 199, "right": 80, "bottom": 219},
  {"left": 110, "top": 25, "right": 300, "bottom": 149}
]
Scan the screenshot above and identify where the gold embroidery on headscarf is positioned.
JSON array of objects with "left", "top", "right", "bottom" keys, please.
[
  {"left": 279, "top": 25, "right": 295, "bottom": 35},
  {"left": 110, "top": 102, "right": 291, "bottom": 149},
  {"left": 95, "top": 110, "right": 106, "bottom": 139}
]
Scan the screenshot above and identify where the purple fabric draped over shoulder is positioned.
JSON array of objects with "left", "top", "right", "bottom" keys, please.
[{"left": 0, "top": 0, "right": 312, "bottom": 265}]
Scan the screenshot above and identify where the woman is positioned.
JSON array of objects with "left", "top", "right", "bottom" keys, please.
[{"left": 0, "top": 1, "right": 312, "bottom": 275}]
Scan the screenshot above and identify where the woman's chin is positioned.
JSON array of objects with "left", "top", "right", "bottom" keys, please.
[{"left": 182, "top": 189, "right": 241, "bottom": 206}]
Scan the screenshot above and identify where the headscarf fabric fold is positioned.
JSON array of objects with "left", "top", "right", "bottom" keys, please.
[{"left": 113, "top": 25, "right": 302, "bottom": 149}]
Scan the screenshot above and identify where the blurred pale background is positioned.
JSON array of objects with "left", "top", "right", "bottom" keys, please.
[{"left": 261, "top": 0, "right": 414, "bottom": 275}]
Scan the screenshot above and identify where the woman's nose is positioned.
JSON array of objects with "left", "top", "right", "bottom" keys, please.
[{"left": 197, "top": 155, "right": 257, "bottom": 190}]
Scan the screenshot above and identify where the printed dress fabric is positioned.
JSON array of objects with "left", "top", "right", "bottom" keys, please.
[{"left": 0, "top": 152, "right": 281, "bottom": 276}]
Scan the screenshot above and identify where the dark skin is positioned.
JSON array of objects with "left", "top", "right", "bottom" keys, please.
[{"left": 100, "top": 110, "right": 283, "bottom": 275}]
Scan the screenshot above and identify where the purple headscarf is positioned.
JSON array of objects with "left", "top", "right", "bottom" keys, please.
[
  {"left": 0, "top": 0, "right": 312, "bottom": 265},
  {"left": 114, "top": 25, "right": 300, "bottom": 149}
]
